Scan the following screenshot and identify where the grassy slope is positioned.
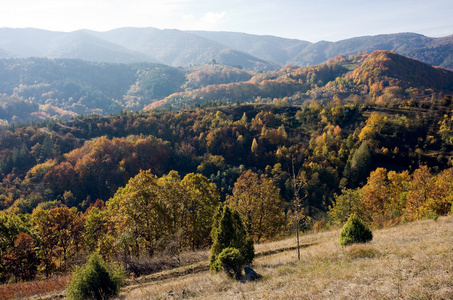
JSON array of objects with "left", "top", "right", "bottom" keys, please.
[
  {"left": 4, "top": 215, "right": 451, "bottom": 299},
  {"left": 121, "top": 216, "right": 453, "bottom": 300}
]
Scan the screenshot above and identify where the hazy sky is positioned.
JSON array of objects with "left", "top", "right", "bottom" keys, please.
[{"left": 1, "top": 0, "right": 452, "bottom": 42}]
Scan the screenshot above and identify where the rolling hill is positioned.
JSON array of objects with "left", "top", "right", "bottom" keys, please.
[
  {"left": 352, "top": 50, "right": 453, "bottom": 90},
  {"left": 0, "top": 50, "right": 452, "bottom": 124},
  {"left": 187, "top": 30, "right": 312, "bottom": 66},
  {"left": 1, "top": 26, "right": 453, "bottom": 300},
  {"left": 189, "top": 31, "right": 453, "bottom": 70},
  {"left": 0, "top": 28, "right": 452, "bottom": 70},
  {"left": 0, "top": 28, "right": 158, "bottom": 64},
  {"left": 89, "top": 28, "right": 279, "bottom": 70},
  {"left": 0, "top": 58, "right": 186, "bottom": 121},
  {"left": 145, "top": 50, "right": 453, "bottom": 111}
]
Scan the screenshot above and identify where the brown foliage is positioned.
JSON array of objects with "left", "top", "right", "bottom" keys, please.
[
  {"left": 3, "top": 232, "right": 38, "bottom": 282},
  {"left": 0, "top": 276, "right": 70, "bottom": 300}
]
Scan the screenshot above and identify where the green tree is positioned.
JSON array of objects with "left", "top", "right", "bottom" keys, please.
[
  {"left": 345, "top": 140, "right": 371, "bottom": 186},
  {"left": 83, "top": 201, "right": 111, "bottom": 254},
  {"left": 108, "top": 170, "right": 220, "bottom": 258},
  {"left": 214, "top": 247, "right": 244, "bottom": 280},
  {"left": 328, "top": 188, "right": 363, "bottom": 227},
  {"left": 182, "top": 173, "right": 220, "bottom": 250},
  {"left": 210, "top": 206, "right": 254, "bottom": 278},
  {"left": 108, "top": 170, "right": 169, "bottom": 257},
  {"left": 157, "top": 170, "right": 185, "bottom": 245},
  {"left": 66, "top": 252, "right": 125, "bottom": 300},
  {"left": 339, "top": 214, "right": 373, "bottom": 246}
]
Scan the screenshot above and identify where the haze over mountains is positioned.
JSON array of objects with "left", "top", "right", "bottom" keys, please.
[{"left": 0, "top": 27, "right": 452, "bottom": 70}]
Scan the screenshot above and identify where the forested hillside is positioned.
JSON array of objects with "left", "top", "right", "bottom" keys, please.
[
  {"left": 146, "top": 50, "right": 453, "bottom": 110},
  {"left": 0, "top": 49, "right": 452, "bottom": 284},
  {"left": 1, "top": 51, "right": 452, "bottom": 125},
  {"left": 0, "top": 58, "right": 258, "bottom": 124}
]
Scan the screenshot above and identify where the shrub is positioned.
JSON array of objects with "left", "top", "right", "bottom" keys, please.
[
  {"left": 312, "top": 220, "right": 326, "bottom": 233},
  {"left": 339, "top": 214, "right": 373, "bottom": 246},
  {"left": 424, "top": 211, "right": 439, "bottom": 221},
  {"left": 66, "top": 252, "right": 126, "bottom": 300},
  {"left": 215, "top": 247, "right": 244, "bottom": 279}
]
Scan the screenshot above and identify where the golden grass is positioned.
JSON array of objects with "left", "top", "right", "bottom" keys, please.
[{"left": 119, "top": 215, "right": 453, "bottom": 300}]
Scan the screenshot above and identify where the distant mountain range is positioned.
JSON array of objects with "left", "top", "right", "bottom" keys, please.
[{"left": 0, "top": 27, "right": 452, "bottom": 70}]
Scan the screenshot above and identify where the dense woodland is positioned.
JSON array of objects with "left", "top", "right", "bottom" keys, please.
[{"left": 0, "top": 50, "right": 453, "bottom": 283}]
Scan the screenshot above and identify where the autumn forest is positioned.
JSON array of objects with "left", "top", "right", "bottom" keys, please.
[{"left": 1, "top": 49, "right": 453, "bottom": 285}]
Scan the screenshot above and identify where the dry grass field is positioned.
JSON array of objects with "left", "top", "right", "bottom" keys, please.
[
  {"left": 5, "top": 215, "right": 452, "bottom": 299},
  {"left": 119, "top": 215, "right": 453, "bottom": 300}
]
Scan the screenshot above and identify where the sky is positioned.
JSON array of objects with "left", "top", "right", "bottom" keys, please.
[{"left": 0, "top": 0, "right": 452, "bottom": 42}]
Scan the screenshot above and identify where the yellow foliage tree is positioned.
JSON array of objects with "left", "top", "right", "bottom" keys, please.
[{"left": 227, "top": 170, "right": 285, "bottom": 242}]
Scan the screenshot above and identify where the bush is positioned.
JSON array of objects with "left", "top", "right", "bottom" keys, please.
[
  {"left": 339, "top": 214, "right": 373, "bottom": 246},
  {"left": 66, "top": 253, "right": 126, "bottom": 300},
  {"left": 215, "top": 247, "right": 244, "bottom": 279}
]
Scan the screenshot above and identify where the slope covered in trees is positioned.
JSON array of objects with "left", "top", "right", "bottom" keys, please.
[
  {"left": 0, "top": 58, "right": 186, "bottom": 119},
  {"left": 146, "top": 50, "right": 453, "bottom": 110},
  {"left": 1, "top": 97, "right": 453, "bottom": 283},
  {"left": 352, "top": 50, "right": 453, "bottom": 91},
  {"left": 1, "top": 94, "right": 453, "bottom": 214},
  {"left": 0, "top": 48, "right": 453, "bottom": 284},
  {"left": 0, "top": 51, "right": 452, "bottom": 125},
  {"left": 0, "top": 59, "right": 258, "bottom": 124}
]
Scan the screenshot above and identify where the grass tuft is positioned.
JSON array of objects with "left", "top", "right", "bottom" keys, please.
[{"left": 346, "top": 244, "right": 381, "bottom": 259}]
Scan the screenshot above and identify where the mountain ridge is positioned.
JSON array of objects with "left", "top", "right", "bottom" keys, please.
[{"left": 0, "top": 27, "right": 452, "bottom": 70}]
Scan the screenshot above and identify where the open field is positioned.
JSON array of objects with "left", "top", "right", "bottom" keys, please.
[
  {"left": 4, "top": 215, "right": 452, "bottom": 299},
  {"left": 120, "top": 215, "right": 453, "bottom": 299}
]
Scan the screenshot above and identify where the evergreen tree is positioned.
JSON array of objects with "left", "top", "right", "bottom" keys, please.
[
  {"left": 345, "top": 141, "right": 371, "bottom": 186},
  {"left": 209, "top": 206, "right": 254, "bottom": 278}
]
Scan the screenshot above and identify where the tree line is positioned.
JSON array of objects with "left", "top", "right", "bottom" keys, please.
[{"left": 0, "top": 167, "right": 286, "bottom": 282}]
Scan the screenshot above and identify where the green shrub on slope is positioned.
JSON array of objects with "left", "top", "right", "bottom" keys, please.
[
  {"left": 66, "top": 252, "right": 125, "bottom": 300},
  {"left": 340, "top": 214, "right": 373, "bottom": 246}
]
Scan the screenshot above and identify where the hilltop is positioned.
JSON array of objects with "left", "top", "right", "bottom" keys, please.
[{"left": 352, "top": 50, "right": 453, "bottom": 90}]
